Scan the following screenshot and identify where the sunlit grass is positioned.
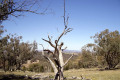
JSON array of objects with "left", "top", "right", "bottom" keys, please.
[
  {"left": 64, "top": 68, "right": 120, "bottom": 80},
  {"left": 0, "top": 68, "right": 120, "bottom": 80},
  {"left": 0, "top": 70, "right": 54, "bottom": 77}
]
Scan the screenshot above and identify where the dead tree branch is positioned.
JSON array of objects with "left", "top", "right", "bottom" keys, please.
[
  {"left": 63, "top": 54, "right": 74, "bottom": 67},
  {"left": 44, "top": 49, "right": 53, "bottom": 54},
  {"left": 0, "top": 0, "right": 46, "bottom": 21},
  {"left": 40, "top": 0, "right": 73, "bottom": 80},
  {"left": 40, "top": 44, "right": 58, "bottom": 74},
  {"left": 42, "top": 38, "right": 55, "bottom": 48}
]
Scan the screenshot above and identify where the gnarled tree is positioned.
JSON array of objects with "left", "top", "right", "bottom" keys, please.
[
  {"left": 40, "top": 0, "right": 73, "bottom": 80},
  {"left": 41, "top": 26, "right": 73, "bottom": 80}
]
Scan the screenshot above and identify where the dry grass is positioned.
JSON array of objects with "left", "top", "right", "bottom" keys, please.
[
  {"left": 0, "top": 70, "right": 54, "bottom": 77},
  {"left": 64, "top": 68, "right": 120, "bottom": 80},
  {"left": 0, "top": 68, "right": 120, "bottom": 80}
]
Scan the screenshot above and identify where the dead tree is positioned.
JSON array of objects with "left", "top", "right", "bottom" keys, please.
[
  {"left": 40, "top": 0, "right": 73, "bottom": 80},
  {"left": 40, "top": 27, "right": 73, "bottom": 80}
]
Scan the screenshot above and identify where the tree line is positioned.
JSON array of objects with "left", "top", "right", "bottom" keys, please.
[
  {"left": 0, "top": 26, "right": 120, "bottom": 72},
  {"left": 65, "top": 29, "right": 120, "bottom": 70},
  {"left": 0, "top": 26, "right": 38, "bottom": 71}
]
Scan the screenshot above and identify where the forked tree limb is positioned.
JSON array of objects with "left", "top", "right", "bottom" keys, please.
[
  {"left": 57, "top": 28, "right": 73, "bottom": 45},
  {"left": 64, "top": 28, "right": 73, "bottom": 35},
  {"left": 57, "top": 29, "right": 66, "bottom": 43},
  {"left": 42, "top": 38, "right": 55, "bottom": 48}
]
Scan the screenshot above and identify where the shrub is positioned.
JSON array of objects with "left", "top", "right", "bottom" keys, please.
[
  {"left": 21, "top": 66, "right": 27, "bottom": 72},
  {"left": 78, "top": 50, "right": 98, "bottom": 68},
  {"left": 28, "top": 63, "right": 45, "bottom": 72}
]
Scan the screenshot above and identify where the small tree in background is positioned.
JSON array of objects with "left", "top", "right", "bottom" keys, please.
[
  {"left": 78, "top": 44, "right": 98, "bottom": 68},
  {"left": 0, "top": 29, "right": 39, "bottom": 71}
]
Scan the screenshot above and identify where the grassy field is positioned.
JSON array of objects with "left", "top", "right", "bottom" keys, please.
[
  {"left": 0, "top": 68, "right": 120, "bottom": 80},
  {"left": 0, "top": 70, "right": 53, "bottom": 77},
  {"left": 64, "top": 68, "right": 120, "bottom": 80}
]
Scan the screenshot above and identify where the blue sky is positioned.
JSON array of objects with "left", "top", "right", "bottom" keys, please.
[{"left": 2, "top": 0, "right": 120, "bottom": 50}]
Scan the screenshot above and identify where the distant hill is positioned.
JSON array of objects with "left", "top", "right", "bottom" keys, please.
[
  {"left": 63, "top": 50, "right": 81, "bottom": 54},
  {"left": 38, "top": 50, "right": 81, "bottom": 54},
  {"left": 32, "top": 50, "right": 79, "bottom": 62}
]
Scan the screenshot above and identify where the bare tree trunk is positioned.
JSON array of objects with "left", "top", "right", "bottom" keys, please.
[
  {"left": 58, "top": 48, "right": 64, "bottom": 72},
  {"left": 41, "top": 50, "right": 58, "bottom": 74},
  {"left": 40, "top": 0, "right": 73, "bottom": 80},
  {"left": 47, "top": 57, "right": 58, "bottom": 74},
  {"left": 54, "top": 66, "right": 64, "bottom": 80}
]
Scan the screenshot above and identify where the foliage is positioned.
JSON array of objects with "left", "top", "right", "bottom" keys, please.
[
  {"left": 64, "top": 61, "right": 77, "bottom": 70},
  {"left": 78, "top": 49, "right": 98, "bottom": 68},
  {"left": 0, "top": 27, "right": 38, "bottom": 71},
  {"left": 92, "top": 29, "right": 120, "bottom": 69},
  {"left": 21, "top": 66, "right": 27, "bottom": 72},
  {"left": 0, "top": 0, "right": 43, "bottom": 22},
  {"left": 97, "top": 55, "right": 107, "bottom": 68},
  {"left": 28, "top": 63, "right": 44, "bottom": 72}
]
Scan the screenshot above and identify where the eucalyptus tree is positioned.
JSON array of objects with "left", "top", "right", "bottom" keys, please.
[
  {"left": 0, "top": 26, "right": 38, "bottom": 71},
  {"left": 92, "top": 29, "right": 120, "bottom": 69},
  {"left": 0, "top": 35, "right": 9, "bottom": 71},
  {"left": 0, "top": 26, "right": 9, "bottom": 71},
  {"left": 78, "top": 44, "right": 98, "bottom": 68},
  {"left": 5, "top": 34, "right": 22, "bottom": 71}
]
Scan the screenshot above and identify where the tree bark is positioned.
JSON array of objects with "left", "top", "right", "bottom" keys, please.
[{"left": 58, "top": 48, "right": 64, "bottom": 72}]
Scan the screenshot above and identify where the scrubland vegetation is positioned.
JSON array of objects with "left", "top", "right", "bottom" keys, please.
[
  {"left": 0, "top": 0, "right": 120, "bottom": 80},
  {"left": 64, "top": 68, "right": 120, "bottom": 80},
  {"left": 0, "top": 23, "right": 119, "bottom": 80},
  {"left": 0, "top": 68, "right": 120, "bottom": 80},
  {"left": 0, "top": 25, "right": 120, "bottom": 80}
]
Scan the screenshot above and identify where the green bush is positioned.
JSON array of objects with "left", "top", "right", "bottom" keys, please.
[
  {"left": 28, "top": 63, "right": 45, "bottom": 72},
  {"left": 78, "top": 50, "right": 98, "bottom": 68},
  {"left": 64, "top": 64, "right": 70, "bottom": 70},
  {"left": 21, "top": 66, "right": 27, "bottom": 72}
]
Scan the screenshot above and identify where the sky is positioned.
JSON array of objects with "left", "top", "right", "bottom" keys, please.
[{"left": 2, "top": 0, "right": 120, "bottom": 50}]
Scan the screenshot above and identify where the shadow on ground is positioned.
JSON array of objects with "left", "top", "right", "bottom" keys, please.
[{"left": 0, "top": 74, "right": 39, "bottom": 80}]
